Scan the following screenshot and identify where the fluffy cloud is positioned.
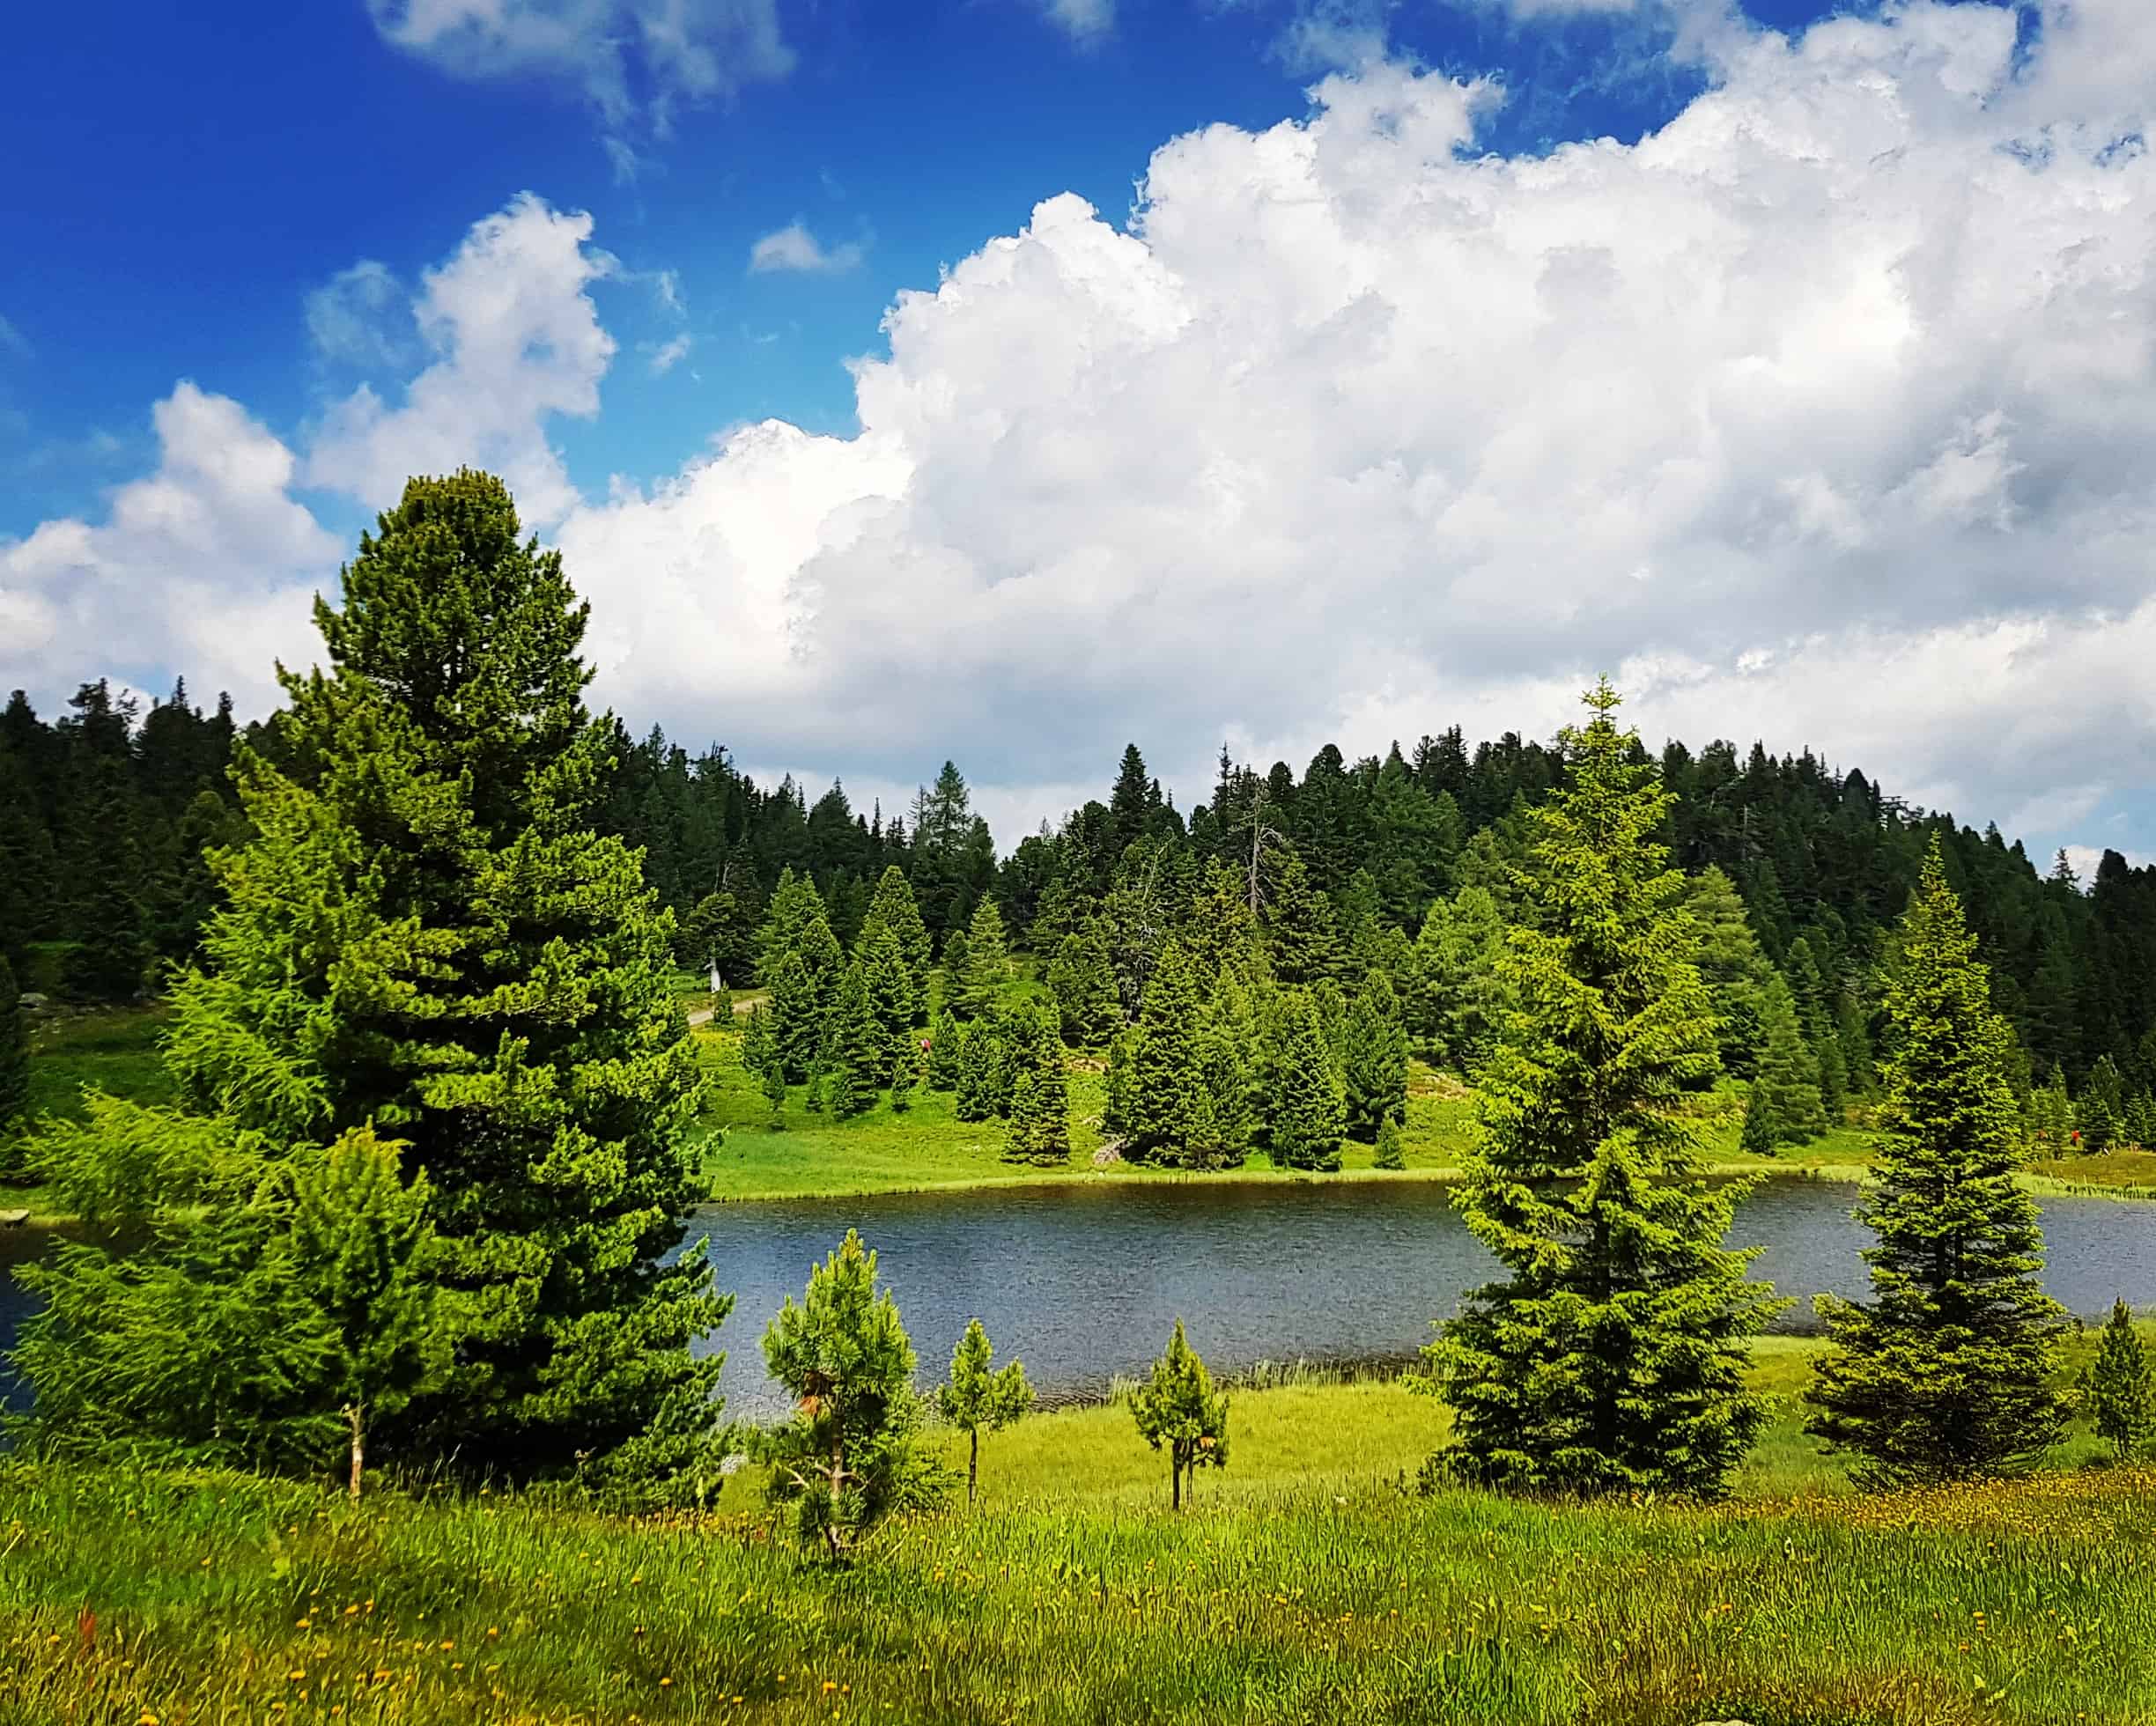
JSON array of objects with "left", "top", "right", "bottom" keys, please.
[
  {"left": 747, "top": 222, "right": 866, "bottom": 275},
  {"left": 366, "top": 0, "right": 793, "bottom": 129},
  {"left": 3, "top": 194, "right": 613, "bottom": 712},
  {"left": 305, "top": 193, "right": 614, "bottom": 523},
  {"left": 548, "top": 0, "right": 2156, "bottom": 853},
  {"left": 0, "top": 384, "right": 341, "bottom": 708}
]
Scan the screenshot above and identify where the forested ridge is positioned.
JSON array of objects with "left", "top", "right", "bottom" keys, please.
[{"left": 5, "top": 671, "right": 2154, "bottom": 1107}]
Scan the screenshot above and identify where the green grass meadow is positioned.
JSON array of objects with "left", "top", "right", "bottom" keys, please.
[{"left": 5, "top": 1342, "right": 2154, "bottom": 1726}]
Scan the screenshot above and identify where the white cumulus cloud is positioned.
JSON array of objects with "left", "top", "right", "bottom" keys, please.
[
  {"left": 550, "top": 0, "right": 2156, "bottom": 854},
  {"left": 305, "top": 193, "right": 615, "bottom": 524},
  {"left": 0, "top": 384, "right": 341, "bottom": 709}
]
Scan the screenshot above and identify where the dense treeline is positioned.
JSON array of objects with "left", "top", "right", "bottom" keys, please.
[{"left": 11, "top": 668, "right": 2156, "bottom": 1117}]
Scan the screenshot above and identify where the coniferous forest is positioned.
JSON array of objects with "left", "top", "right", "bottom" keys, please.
[{"left": 11, "top": 631, "right": 2156, "bottom": 1133}]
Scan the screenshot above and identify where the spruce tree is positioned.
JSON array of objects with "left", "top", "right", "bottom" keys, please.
[
  {"left": 758, "top": 867, "right": 843, "bottom": 999},
  {"left": 822, "top": 959, "right": 887, "bottom": 1118},
  {"left": 1131, "top": 1318, "right": 1229, "bottom": 1511},
  {"left": 1686, "top": 865, "right": 1775, "bottom": 1080},
  {"left": 939, "top": 928, "right": 972, "bottom": 1016},
  {"left": 1046, "top": 926, "right": 1121, "bottom": 1049},
  {"left": 0, "top": 954, "right": 28, "bottom": 1154},
  {"left": 953, "top": 1014, "right": 1005, "bottom": 1123},
  {"left": 956, "top": 900, "right": 1010, "bottom": 1020},
  {"left": 857, "top": 919, "right": 920, "bottom": 1051},
  {"left": 925, "top": 1010, "right": 964, "bottom": 1091},
  {"left": 1002, "top": 1002, "right": 1070, "bottom": 1165},
  {"left": 2083, "top": 1298, "right": 2152, "bottom": 1462},
  {"left": 148, "top": 470, "right": 729, "bottom": 1491},
  {"left": 765, "top": 948, "right": 824, "bottom": 1083},
  {"left": 1419, "top": 681, "right": 1780, "bottom": 1499},
  {"left": 861, "top": 864, "right": 933, "bottom": 1008},
  {"left": 1125, "top": 943, "right": 1222, "bottom": 1167},
  {"left": 1259, "top": 848, "right": 1340, "bottom": 985},
  {"left": 1271, "top": 988, "right": 1347, "bottom": 1171},
  {"left": 1340, "top": 970, "right": 1409, "bottom": 1143},
  {"left": 1740, "top": 975, "right": 1827, "bottom": 1154},
  {"left": 1804, "top": 840, "right": 2067, "bottom": 1487},
  {"left": 938, "top": 1317, "right": 1033, "bottom": 1506},
  {"left": 1101, "top": 1029, "right": 1134, "bottom": 1142},
  {"left": 1197, "top": 966, "right": 1261, "bottom": 1160},
  {"left": 2081, "top": 1055, "right": 2125, "bottom": 1153},
  {"left": 1783, "top": 936, "right": 1847, "bottom": 1120},
  {"left": 1408, "top": 885, "right": 1509, "bottom": 1074},
  {"left": 1373, "top": 1116, "right": 1406, "bottom": 1169}
]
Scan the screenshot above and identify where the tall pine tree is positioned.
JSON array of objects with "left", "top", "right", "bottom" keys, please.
[
  {"left": 151, "top": 470, "right": 729, "bottom": 1491},
  {"left": 1418, "top": 681, "right": 1780, "bottom": 1499},
  {"left": 1270, "top": 989, "right": 1346, "bottom": 1172},
  {"left": 1340, "top": 970, "right": 1408, "bottom": 1144},
  {"left": 1804, "top": 840, "right": 2066, "bottom": 1487}
]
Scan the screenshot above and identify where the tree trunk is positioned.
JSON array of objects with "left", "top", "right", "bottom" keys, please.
[
  {"left": 968, "top": 1429, "right": 979, "bottom": 1507},
  {"left": 345, "top": 1403, "right": 365, "bottom": 1502},
  {"left": 1170, "top": 1443, "right": 1183, "bottom": 1512}
]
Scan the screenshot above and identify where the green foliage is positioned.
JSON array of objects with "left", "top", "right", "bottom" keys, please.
[
  {"left": 1783, "top": 935, "right": 1847, "bottom": 1117},
  {"left": 2082, "top": 1300, "right": 2153, "bottom": 1462},
  {"left": 1340, "top": 970, "right": 1408, "bottom": 1143},
  {"left": 956, "top": 899, "right": 1010, "bottom": 1021},
  {"left": 856, "top": 918, "right": 920, "bottom": 1060},
  {"left": 1421, "top": 681, "right": 1780, "bottom": 1500},
  {"left": 1805, "top": 839, "right": 2068, "bottom": 1488},
  {"left": 676, "top": 889, "right": 754, "bottom": 983},
  {"left": 1196, "top": 965, "right": 1262, "bottom": 1157},
  {"left": 1258, "top": 845, "right": 1340, "bottom": 985},
  {"left": 924, "top": 1009, "right": 964, "bottom": 1092},
  {"left": 1269, "top": 989, "right": 1345, "bottom": 1172},
  {"left": 759, "top": 1229, "right": 949, "bottom": 1560},
  {"left": 1686, "top": 865, "right": 1774, "bottom": 1080},
  {"left": 953, "top": 1013, "right": 1008, "bottom": 1123},
  {"left": 48, "top": 471, "right": 730, "bottom": 1497},
  {"left": 0, "top": 954, "right": 28, "bottom": 1146},
  {"left": 758, "top": 867, "right": 844, "bottom": 996},
  {"left": 1408, "top": 885, "right": 1510, "bottom": 1075},
  {"left": 1373, "top": 1115, "right": 1406, "bottom": 1169},
  {"left": 286, "top": 1127, "right": 450, "bottom": 1497},
  {"left": 1045, "top": 926, "right": 1121, "bottom": 1049},
  {"left": 937, "top": 1317, "right": 1034, "bottom": 1505},
  {"left": 1002, "top": 1001, "right": 1071, "bottom": 1165},
  {"left": 1739, "top": 974, "right": 1827, "bottom": 1154},
  {"left": 861, "top": 864, "right": 933, "bottom": 1009},
  {"left": 1124, "top": 944, "right": 1228, "bottom": 1169},
  {"left": 762, "top": 948, "right": 823, "bottom": 1084},
  {"left": 1131, "top": 1318, "right": 1229, "bottom": 1510},
  {"left": 819, "top": 957, "right": 886, "bottom": 1119},
  {"left": 1101, "top": 1029, "right": 1133, "bottom": 1141}
]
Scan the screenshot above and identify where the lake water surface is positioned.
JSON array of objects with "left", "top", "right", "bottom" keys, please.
[
  {"left": 4, "top": 1177, "right": 2152, "bottom": 1421},
  {"left": 673, "top": 1176, "right": 2155, "bottom": 1419}
]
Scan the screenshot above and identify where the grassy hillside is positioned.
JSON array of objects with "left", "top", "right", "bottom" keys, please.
[
  {"left": 690, "top": 1013, "right": 1881, "bottom": 1203},
  {"left": 4, "top": 1342, "right": 2152, "bottom": 1726}
]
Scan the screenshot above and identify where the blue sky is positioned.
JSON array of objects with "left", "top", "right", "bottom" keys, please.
[{"left": 4, "top": 0, "right": 2154, "bottom": 868}]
